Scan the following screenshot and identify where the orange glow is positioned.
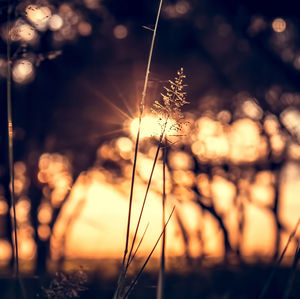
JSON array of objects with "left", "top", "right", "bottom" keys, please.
[
  {"left": 48, "top": 141, "right": 300, "bottom": 262},
  {"left": 15, "top": 161, "right": 26, "bottom": 174},
  {"left": 26, "top": 5, "right": 52, "bottom": 31},
  {"left": 116, "top": 137, "right": 133, "bottom": 160},
  {"left": 196, "top": 173, "right": 211, "bottom": 198},
  {"left": 0, "top": 197, "right": 8, "bottom": 215},
  {"left": 264, "top": 115, "right": 279, "bottom": 135},
  {"left": 217, "top": 110, "right": 231, "bottom": 123},
  {"left": 169, "top": 151, "right": 194, "bottom": 170},
  {"left": 113, "top": 25, "right": 128, "bottom": 39},
  {"left": 192, "top": 116, "right": 229, "bottom": 162},
  {"left": 52, "top": 169, "right": 201, "bottom": 259},
  {"left": 10, "top": 20, "right": 36, "bottom": 42},
  {"left": 97, "top": 143, "right": 120, "bottom": 161},
  {"left": 211, "top": 176, "right": 236, "bottom": 214},
  {"left": 288, "top": 143, "right": 300, "bottom": 159},
  {"left": 281, "top": 108, "right": 300, "bottom": 137},
  {"left": 272, "top": 18, "right": 286, "bottom": 33},
  {"left": 202, "top": 212, "right": 225, "bottom": 257},
  {"left": 163, "top": 1, "right": 190, "bottom": 18},
  {"left": 250, "top": 183, "right": 274, "bottom": 207},
  {"left": 173, "top": 170, "right": 195, "bottom": 187},
  {"left": 241, "top": 202, "right": 276, "bottom": 258},
  {"left": 49, "top": 14, "right": 64, "bottom": 31},
  {"left": 12, "top": 59, "right": 35, "bottom": 84},
  {"left": 0, "top": 239, "right": 12, "bottom": 264},
  {"left": 38, "top": 224, "right": 51, "bottom": 241},
  {"left": 38, "top": 203, "right": 53, "bottom": 224},
  {"left": 84, "top": 0, "right": 100, "bottom": 10},
  {"left": 175, "top": 201, "right": 202, "bottom": 256},
  {"left": 279, "top": 163, "right": 300, "bottom": 236},
  {"left": 78, "top": 22, "right": 92, "bottom": 36},
  {"left": 30, "top": 107, "right": 300, "bottom": 263},
  {"left": 270, "top": 134, "right": 285, "bottom": 154},
  {"left": 175, "top": 1, "right": 190, "bottom": 15},
  {"left": 38, "top": 153, "right": 72, "bottom": 207},
  {"left": 14, "top": 198, "right": 31, "bottom": 223},
  {"left": 137, "top": 155, "right": 172, "bottom": 193},
  {"left": 229, "top": 118, "right": 267, "bottom": 163},
  {"left": 130, "top": 115, "right": 178, "bottom": 139},
  {"left": 242, "top": 99, "right": 263, "bottom": 120},
  {"left": 19, "top": 238, "right": 36, "bottom": 260}
]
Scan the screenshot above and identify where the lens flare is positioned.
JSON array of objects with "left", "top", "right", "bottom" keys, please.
[{"left": 130, "top": 115, "right": 177, "bottom": 139}]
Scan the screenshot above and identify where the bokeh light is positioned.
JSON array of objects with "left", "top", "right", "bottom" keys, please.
[
  {"left": 113, "top": 25, "right": 128, "bottom": 39},
  {"left": 78, "top": 21, "right": 92, "bottom": 36},
  {"left": 48, "top": 14, "right": 64, "bottom": 31},
  {"left": 12, "top": 59, "right": 35, "bottom": 84},
  {"left": 129, "top": 115, "right": 178, "bottom": 139},
  {"left": 38, "top": 153, "right": 73, "bottom": 207},
  {"left": 272, "top": 18, "right": 286, "bottom": 33},
  {"left": 0, "top": 239, "right": 12, "bottom": 265},
  {"left": 25, "top": 5, "right": 52, "bottom": 31}
]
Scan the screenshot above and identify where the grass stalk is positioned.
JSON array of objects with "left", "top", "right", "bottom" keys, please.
[
  {"left": 6, "top": 0, "right": 19, "bottom": 279},
  {"left": 156, "top": 138, "right": 167, "bottom": 299},
  {"left": 115, "top": 1, "right": 163, "bottom": 298},
  {"left": 127, "top": 223, "right": 149, "bottom": 267},
  {"left": 123, "top": 206, "right": 175, "bottom": 299},
  {"left": 6, "top": 1, "right": 26, "bottom": 298},
  {"left": 121, "top": 0, "right": 163, "bottom": 268},
  {"left": 125, "top": 122, "right": 167, "bottom": 272}
]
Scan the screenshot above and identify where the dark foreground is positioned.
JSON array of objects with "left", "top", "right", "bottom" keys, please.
[{"left": 1, "top": 260, "right": 299, "bottom": 299}]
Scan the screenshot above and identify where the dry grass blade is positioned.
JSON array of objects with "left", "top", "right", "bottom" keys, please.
[
  {"left": 156, "top": 138, "right": 167, "bottom": 299},
  {"left": 6, "top": 2, "right": 26, "bottom": 298},
  {"left": 128, "top": 223, "right": 150, "bottom": 268},
  {"left": 125, "top": 124, "right": 167, "bottom": 272},
  {"left": 122, "top": 206, "right": 175, "bottom": 299},
  {"left": 122, "top": 0, "right": 163, "bottom": 269},
  {"left": 121, "top": 0, "right": 163, "bottom": 268},
  {"left": 115, "top": 2, "right": 164, "bottom": 298},
  {"left": 6, "top": 0, "right": 19, "bottom": 279},
  {"left": 259, "top": 218, "right": 300, "bottom": 299},
  {"left": 122, "top": 124, "right": 141, "bottom": 267}
]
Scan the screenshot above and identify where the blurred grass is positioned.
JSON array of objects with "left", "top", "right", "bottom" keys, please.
[{"left": 1, "top": 258, "right": 299, "bottom": 299}]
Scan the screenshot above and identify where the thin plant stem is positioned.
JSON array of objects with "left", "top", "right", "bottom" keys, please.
[
  {"left": 125, "top": 121, "right": 168, "bottom": 272},
  {"left": 115, "top": 2, "right": 163, "bottom": 298},
  {"left": 6, "top": 0, "right": 19, "bottom": 279},
  {"left": 258, "top": 218, "right": 300, "bottom": 299},
  {"left": 121, "top": 0, "right": 163, "bottom": 269},
  {"left": 156, "top": 138, "right": 167, "bottom": 299},
  {"left": 123, "top": 206, "right": 175, "bottom": 299},
  {"left": 140, "top": 0, "right": 163, "bottom": 114},
  {"left": 122, "top": 123, "right": 141, "bottom": 267},
  {"left": 128, "top": 223, "right": 150, "bottom": 267},
  {"left": 6, "top": 2, "right": 26, "bottom": 298}
]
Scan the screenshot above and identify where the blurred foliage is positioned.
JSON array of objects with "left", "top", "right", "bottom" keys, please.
[{"left": 0, "top": 0, "right": 299, "bottom": 277}]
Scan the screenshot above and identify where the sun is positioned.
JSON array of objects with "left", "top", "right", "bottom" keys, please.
[{"left": 129, "top": 115, "right": 178, "bottom": 139}]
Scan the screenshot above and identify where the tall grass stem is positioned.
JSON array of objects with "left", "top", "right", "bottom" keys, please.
[
  {"left": 6, "top": 0, "right": 19, "bottom": 279},
  {"left": 6, "top": 2, "right": 26, "bottom": 298},
  {"left": 122, "top": 0, "right": 163, "bottom": 268},
  {"left": 156, "top": 138, "right": 167, "bottom": 299},
  {"left": 125, "top": 123, "right": 167, "bottom": 272},
  {"left": 123, "top": 206, "right": 175, "bottom": 299},
  {"left": 115, "top": 2, "right": 163, "bottom": 298}
]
